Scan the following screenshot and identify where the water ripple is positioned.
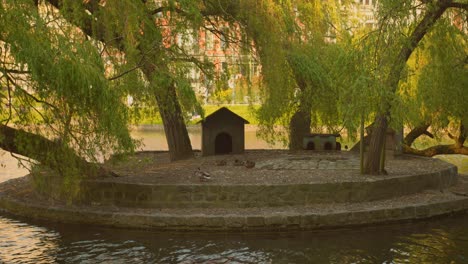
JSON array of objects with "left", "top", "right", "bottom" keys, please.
[{"left": 1, "top": 214, "right": 468, "bottom": 263}]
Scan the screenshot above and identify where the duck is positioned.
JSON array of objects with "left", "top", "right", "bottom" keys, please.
[
  {"left": 233, "top": 159, "right": 244, "bottom": 166},
  {"left": 195, "top": 167, "right": 211, "bottom": 182},
  {"left": 244, "top": 160, "right": 255, "bottom": 169}
]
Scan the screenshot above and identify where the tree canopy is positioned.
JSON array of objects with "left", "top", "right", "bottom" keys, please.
[
  {"left": 1, "top": 0, "right": 136, "bottom": 194},
  {"left": 1, "top": 0, "right": 467, "bottom": 182}
]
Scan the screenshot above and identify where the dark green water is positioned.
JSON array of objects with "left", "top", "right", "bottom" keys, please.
[{"left": 1, "top": 212, "right": 468, "bottom": 263}]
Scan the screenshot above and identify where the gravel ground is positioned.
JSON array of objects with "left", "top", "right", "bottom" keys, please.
[{"left": 103, "top": 150, "right": 455, "bottom": 185}]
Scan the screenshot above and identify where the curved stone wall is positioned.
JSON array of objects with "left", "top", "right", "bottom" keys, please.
[
  {"left": 1, "top": 176, "right": 468, "bottom": 231},
  {"left": 1, "top": 162, "right": 467, "bottom": 232},
  {"left": 79, "top": 165, "right": 458, "bottom": 208}
]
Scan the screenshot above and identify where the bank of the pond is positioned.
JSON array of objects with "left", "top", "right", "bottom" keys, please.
[{"left": 1, "top": 151, "right": 468, "bottom": 232}]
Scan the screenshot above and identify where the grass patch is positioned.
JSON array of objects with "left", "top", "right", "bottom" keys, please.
[
  {"left": 133, "top": 112, "right": 163, "bottom": 125},
  {"left": 133, "top": 104, "right": 259, "bottom": 125},
  {"left": 435, "top": 155, "right": 468, "bottom": 174}
]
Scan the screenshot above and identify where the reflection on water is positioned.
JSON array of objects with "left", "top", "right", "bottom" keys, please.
[
  {"left": 1, "top": 213, "right": 468, "bottom": 263},
  {"left": 391, "top": 228, "right": 465, "bottom": 264},
  {"left": 0, "top": 216, "right": 60, "bottom": 264}
]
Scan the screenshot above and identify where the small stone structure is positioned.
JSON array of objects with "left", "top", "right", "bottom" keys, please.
[
  {"left": 200, "top": 107, "right": 249, "bottom": 156},
  {"left": 350, "top": 126, "right": 400, "bottom": 153},
  {"left": 366, "top": 126, "right": 397, "bottom": 151},
  {"left": 303, "top": 133, "right": 341, "bottom": 151}
]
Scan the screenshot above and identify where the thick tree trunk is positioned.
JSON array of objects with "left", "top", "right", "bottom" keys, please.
[
  {"left": 403, "top": 144, "right": 468, "bottom": 156},
  {"left": 141, "top": 63, "right": 193, "bottom": 161},
  {"left": 0, "top": 124, "right": 116, "bottom": 178},
  {"left": 403, "top": 121, "right": 467, "bottom": 156},
  {"left": 364, "top": 114, "right": 388, "bottom": 174},
  {"left": 455, "top": 121, "right": 467, "bottom": 148},
  {"left": 287, "top": 54, "right": 312, "bottom": 151},
  {"left": 365, "top": 1, "right": 451, "bottom": 174},
  {"left": 404, "top": 123, "right": 433, "bottom": 146},
  {"left": 156, "top": 85, "right": 194, "bottom": 161},
  {"left": 289, "top": 108, "right": 311, "bottom": 150}
]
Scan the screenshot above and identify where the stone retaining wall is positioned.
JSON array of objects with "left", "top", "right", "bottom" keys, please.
[
  {"left": 1, "top": 168, "right": 467, "bottom": 232},
  {"left": 1, "top": 186, "right": 467, "bottom": 231},
  {"left": 80, "top": 165, "right": 458, "bottom": 208}
]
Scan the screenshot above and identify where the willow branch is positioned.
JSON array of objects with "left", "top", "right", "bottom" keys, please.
[{"left": 449, "top": 2, "right": 468, "bottom": 10}]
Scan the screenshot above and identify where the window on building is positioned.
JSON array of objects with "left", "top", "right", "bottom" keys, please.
[
  {"left": 181, "top": 29, "right": 199, "bottom": 53},
  {"left": 192, "top": 30, "right": 200, "bottom": 53},
  {"left": 205, "top": 29, "right": 214, "bottom": 50}
]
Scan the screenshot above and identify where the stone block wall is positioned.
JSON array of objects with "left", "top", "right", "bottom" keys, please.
[{"left": 78, "top": 165, "right": 458, "bottom": 208}]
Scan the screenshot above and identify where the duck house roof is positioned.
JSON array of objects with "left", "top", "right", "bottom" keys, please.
[{"left": 199, "top": 107, "right": 250, "bottom": 124}]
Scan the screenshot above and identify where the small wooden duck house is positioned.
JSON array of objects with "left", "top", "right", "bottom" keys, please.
[
  {"left": 200, "top": 107, "right": 249, "bottom": 156},
  {"left": 303, "top": 133, "right": 341, "bottom": 151}
]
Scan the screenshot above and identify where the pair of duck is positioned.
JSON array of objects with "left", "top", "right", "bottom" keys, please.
[{"left": 216, "top": 159, "right": 255, "bottom": 168}]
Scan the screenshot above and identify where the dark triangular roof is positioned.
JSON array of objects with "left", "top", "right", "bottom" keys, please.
[{"left": 199, "top": 107, "right": 250, "bottom": 124}]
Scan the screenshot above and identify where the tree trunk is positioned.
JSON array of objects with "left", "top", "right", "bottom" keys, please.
[
  {"left": 360, "top": 115, "right": 365, "bottom": 174},
  {"left": 455, "top": 121, "right": 467, "bottom": 148},
  {"left": 156, "top": 85, "right": 194, "bottom": 161},
  {"left": 404, "top": 123, "right": 433, "bottom": 146},
  {"left": 365, "top": 114, "right": 388, "bottom": 174},
  {"left": 403, "top": 144, "right": 468, "bottom": 156},
  {"left": 0, "top": 124, "right": 116, "bottom": 178},
  {"left": 365, "top": 1, "right": 450, "bottom": 174},
  {"left": 289, "top": 108, "right": 311, "bottom": 150},
  {"left": 141, "top": 62, "right": 194, "bottom": 161},
  {"left": 402, "top": 121, "right": 466, "bottom": 156}
]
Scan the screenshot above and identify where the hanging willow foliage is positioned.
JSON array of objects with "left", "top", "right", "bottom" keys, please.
[
  {"left": 1, "top": 0, "right": 136, "bottom": 198},
  {"left": 236, "top": 0, "right": 375, "bottom": 144},
  {"left": 400, "top": 16, "right": 468, "bottom": 137}
]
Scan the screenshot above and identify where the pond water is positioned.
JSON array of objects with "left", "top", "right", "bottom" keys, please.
[
  {"left": 1, "top": 213, "right": 468, "bottom": 264},
  {"left": 1, "top": 129, "right": 468, "bottom": 263}
]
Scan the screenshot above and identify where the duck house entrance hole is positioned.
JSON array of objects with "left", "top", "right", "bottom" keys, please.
[
  {"left": 324, "top": 142, "right": 333, "bottom": 150},
  {"left": 215, "top": 132, "right": 233, "bottom": 154},
  {"left": 306, "top": 142, "right": 315, "bottom": 150}
]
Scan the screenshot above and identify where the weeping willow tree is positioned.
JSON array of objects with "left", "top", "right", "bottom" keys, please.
[
  {"left": 248, "top": 0, "right": 376, "bottom": 150},
  {"left": 199, "top": 0, "right": 355, "bottom": 148},
  {"left": 360, "top": 0, "right": 468, "bottom": 174},
  {"left": 399, "top": 14, "right": 467, "bottom": 156},
  {"left": 40, "top": 0, "right": 340, "bottom": 152},
  {"left": 36, "top": 0, "right": 466, "bottom": 174},
  {"left": 0, "top": 1, "right": 135, "bottom": 188},
  {"left": 42, "top": 0, "right": 295, "bottom": 160},
  {"left": 40, "top": 0, "right": 220, "bottom": 161},
  {"left": 256, "top": 1, "right": 336, "bottom": 149}
]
